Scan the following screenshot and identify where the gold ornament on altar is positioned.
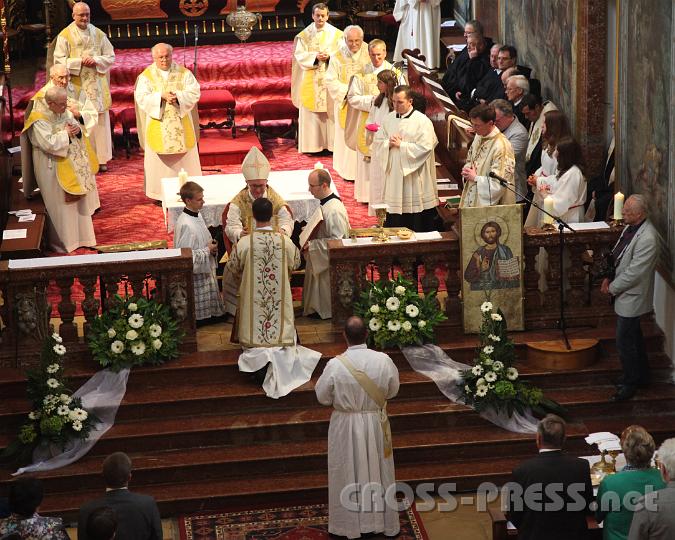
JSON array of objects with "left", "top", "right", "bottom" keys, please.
[
  {"left": 227, "top": 4, "right": 262, "bottom": 42},
  {"left": 180, "top": 0, "right": 209, "bottom": 17},
  {"left": 371, "top": 204, "right": 389, "bottom": 243}
]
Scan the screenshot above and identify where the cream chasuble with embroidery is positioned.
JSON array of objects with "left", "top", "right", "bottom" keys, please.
[
  {"left": 460, "top": 126, "right": 516, "bottom": 208},
  {"left": 227, "top": 229, "right": 301, "bottom": 348}
]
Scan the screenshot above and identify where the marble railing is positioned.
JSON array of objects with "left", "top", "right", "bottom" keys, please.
[
  {"left": 328, "top": 226, "right": 623, "bottom": 333},
  {"left": 0, "top": 249, "right": 197, "bottom": 368}
]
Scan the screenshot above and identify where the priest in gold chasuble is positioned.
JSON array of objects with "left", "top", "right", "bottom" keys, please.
[{"left": 135, "top": 43, "right": 202, "bottom": 201}]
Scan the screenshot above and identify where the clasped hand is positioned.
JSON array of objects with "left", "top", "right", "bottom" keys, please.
[
  {"left": 81, "top": 56, "right": 97, "bottom": 68},
  {"left": 389, "top": 134, "right": 402, "bottom": 148},
  {"left": 461, "top": 166, "right": 477, "bottom": 182},
  {"left": 66, "top": 123, "right": 81, "bottom": 137},
  {"left": 162, "top": 91, "right": 178, "bottom": 105}
]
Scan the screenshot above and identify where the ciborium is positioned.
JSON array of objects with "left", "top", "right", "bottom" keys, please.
[{"left": 371, "top": 204, "right": 389, "bottom": 243}]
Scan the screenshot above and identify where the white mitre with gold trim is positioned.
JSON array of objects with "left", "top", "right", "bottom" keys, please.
[{"left": 241, "top": 147, "right": 270, "bottom": 181}]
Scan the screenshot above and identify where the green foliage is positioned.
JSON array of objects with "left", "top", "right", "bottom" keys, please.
[
  {"left": 353, "top": 274, "right": 447, "bottom": 349},
  {"left": 88, "top": 295, "right": 184, "bottom": 372}
]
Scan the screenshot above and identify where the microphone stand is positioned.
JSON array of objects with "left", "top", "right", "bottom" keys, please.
[
  {"left": 182, "top": 32, "right": 187, "bottom": 67},
  {"left": 193, "top": 25, "right": 199, "bottom": 77},
  {"left": 488, "top": 174, "right": 576, "bottom": 350}
]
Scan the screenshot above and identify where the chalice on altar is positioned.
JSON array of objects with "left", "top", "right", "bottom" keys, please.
[{"left": 371, "top": 204, "right": 389, "bottom": 243}]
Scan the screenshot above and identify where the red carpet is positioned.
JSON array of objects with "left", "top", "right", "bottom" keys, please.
[
  {"left": 178, "top": 502, "right": 427, "bottom": 540},
  {"left": 199, "top": 129, "right": 262, "bottom": 166}
]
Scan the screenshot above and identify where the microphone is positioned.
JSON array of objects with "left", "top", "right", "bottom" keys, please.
[{"left": 488, "top": 171, "right": 513, "bottom": 186}]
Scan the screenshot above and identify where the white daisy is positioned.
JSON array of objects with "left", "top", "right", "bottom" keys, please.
[
  {"left": 127, "top": 302, "right": 138, "bottom": 312},
  {"left": 402, "top": 321, "right": 412, "bottom": 331},
  {"left": 476, "top": 378, "right": 486, "bottom": 387},
  {"left": 506, "top": 367, "right": 519, "bottom": 381},
  {"left": 370, "top": 305, "right": 380, "bottom": 314},
  {"left": 53, "top": 344, "right": 66, "bottom": 356},
  {"left": 52, "top": 333, "right": 63, "bottom": 343},
  {"left": 125, "top": 329, "right": 138, "bottom": 341},
  {"left": 480, "top": 301, "right": 493, "bottom": 313},
  {"left": 387, "top": 320, "right": 401, "bottom": 332},
  {"left": 492, "top": 361, "right": 504, "bottom": 371},
  {"left": 149, "top": 324, "right": 163, "bottom": 338},
  {"left": 57, "top": 405, "right": 70, "bottom": 416},
  {"left": 72, "top": 420, "right": 83, "bottom": 431},
  {"left": 483, "top": 345, "right": 494, "bottom": 355},
  {"left": 60, "top": 394, "right": 72, "bottom": 404},
  {"left": 70, "top": 408, "right": 88, "bottom": 421},
  {"left": 488, "top": 334, "right": 501, "bottom": 342},
  {"left": 107, "top": 328, "right": 116, "bottom": 338},
  {"left": 484, "top": 371, "right": 497, "bottom": 383},
  {"left": 131, "top": 341, "right": 146, "bottom": 356},
  {"left": 47, "top": 378, "right": 60, "bottom": 389},
  {"left": 491, "top": 313, "right": 503, "bottom": 321},
  {"left": 152, "top": 339, "right": 162, "bottom": 350},
  {"left": 111, "top": 340, "right": 124, "bottom": 354},
  {"left": 385, "top": 297, "right": 400, "bottom": 311},
  {"left": 395, "top": 285, "right": 406, "bottom": 295},
  {"left": 405, "top": 304, "right": 419, "bottom": 318},
  {"left": 476, "top": 386, "right": 488, "bottom": 397},
  {"left": 471, "top": 365, "right": 483, "bottom": 376},
  {"left": 418, "top": 320, "right": 426, "bottom": 328},
  {"left": 46, "top": 363, "right": 60, "bottom": 374},
  {"left": 369, "top": 318, "right": 382, "bottom": 332},
  {"left": 128, "top": 313, "right": 144, "bottom": 329},
  {"left": 28, "top": 411, "right": 40, "bottom": 420}
]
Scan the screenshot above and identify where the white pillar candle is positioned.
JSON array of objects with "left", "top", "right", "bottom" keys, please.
[
  {"left": 613, "top": 191, "right": 624, "bottom": 220},
  {"left": 543, "top": 196, "right": 554, "bottom": 225},
  {"left": 178, "top": 168, "right": 189, "bottom": 187}
]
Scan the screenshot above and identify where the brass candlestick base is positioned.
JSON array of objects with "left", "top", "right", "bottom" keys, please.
[
  {"left": 610, "top": 218, "right": 624, "bottom": 227},
  {"left": 541, "top": 222, "right": 556, "bottom": 231},
  {"left": 372, "top": 207, "right": 389, "bottom": 243}
]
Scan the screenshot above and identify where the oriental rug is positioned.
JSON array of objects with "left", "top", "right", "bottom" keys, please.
[{"left": 178, "top": 502, "right": 427, "bottom": 540}]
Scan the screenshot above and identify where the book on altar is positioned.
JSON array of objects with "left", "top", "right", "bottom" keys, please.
[{"left": 300, "top": 206, "right": 324, "bottom": 248}]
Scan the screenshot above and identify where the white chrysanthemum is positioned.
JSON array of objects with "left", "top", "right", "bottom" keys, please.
[
  {"left": 44, "top": 395, "right": 59, "bottom": 406},
  {"left": 149, "top": 324, "right": 163, "bottom": 338},
  {"left": 52, "top": 333, "right": 63, "bottom": 343},
  {"left": 152, "top": 339, "right": 162, "bottom": 350},
  {"left": 418, "top": 320, "right": 426, "bottom": 328},
  {"left": 53, "top": 344, "right": 66, "bottom": 356},
  {"left": 128, "top": 313, "right": 144, "bottom": 329},
  {"left": 387, "top": 320, "right": 401, "bottom": 332},
  {"left": 491, "top": 313, "right": 503, "bottom": 321},
  {"left": 395, "top": 285, "right": 406, "bottom": 295},
  {"left": 464, "top": 385, "right": 472, "bottom": 393},
  {"left": 127, "top": 302, "right": 138, "bottom": 312},
  {"left": 476, "top": 378, "right": 486, "bottom": 387},
  {"left": 72, "top": 420, "right": 83, "bottom": 432},
  {"left": 111, "top": 340, "right": 124, "bottom": 354},
  {"left": 484, "top": 371, "right": 497, "bottom": 383},
  {"left": 57, "top": 405, "right": 70, "bottom": 416},
  {"left": 369, "top": 318, "right": 382, "bottom": 332},
  {"left": 492, "top": 361, "right": 504, "bottom": 371},
  {"left": 405, "top": 304, "right": 419, "bottom": 318},
  {"left": 47, "top": 378, "right": 60, "bottom": 389},
  {"left": 488, "top": 334, "right": 501, "bottom": 342},
  {"left": 483, "top": 357, "right": 493, "bottom": 365},
  {"left": 70, "top": 408, "right": 88, "bottom": 421},
  {"left": 107, "top": 328, "right": 116, "bottom": 338},
  {"left": 402, "top": 321, "right": 412, "bottom": 331},
  {"left": 369, "top": 305, "right": 380, "bottom": 314},
  {"left": 476, "top": 386, "right": 488, "bottom": 397},
  {"left": 28, "top": 411, "right": 40, "bottom": 420},
  {"left": 480, "top": 301, "right": 493, "bottom": 313},
  {"left": 125, "top": 329, "right": 138, "bottom": 341},
  {"left": 131, "top": 341, "right": 146, "bottom": 356},
  {"left": 483, "top": 345, "right": 494, "bottom": 355},
  {"left": 471, "top": 365, "right": 483, "bottom": 376},
  {"left": 506, "top": 367, "right": 519, "bottom": 381},
  {"left": 385, "top": 297, "right": 400, "bottom": 311},
  {"left": 46, "top": 363, "right": 60, "bottom": 374},
  {"left": 60, "top": 393, "right": 72, "bottom": 404}
]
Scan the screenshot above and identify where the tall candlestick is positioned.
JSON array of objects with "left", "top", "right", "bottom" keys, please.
[
  {"left": 613, "top": 192, "right": 624, "bottom": 220},
  {"left": 178, "top": 168, "right": 189, "bottom": 188},
  {"left": 543, "top": 196, "right": 554, "bottom": 225}
]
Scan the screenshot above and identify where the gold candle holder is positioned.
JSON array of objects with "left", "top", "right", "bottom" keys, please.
[
  {"left": 541, "top": 223, "right": 556, "bottom": 231},
  {"left": 610, "top": 219, "right": 624, "bottom": 228}
]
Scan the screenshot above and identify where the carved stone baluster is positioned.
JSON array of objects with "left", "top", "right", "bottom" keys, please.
[
  {"left": 55, "top": 277, "right": 77, "bottom": 341},
  {"left": 79, "top": 276, "right": 100, "bottom": 338},
  {"left": 398, "top": 257, "right": 416, "bottom": 283},
  {"left": 331, "top": 262, "right": 356, "bottom": 325},
  {"left": 566, "top": 243, "right": 587, "bottom": 312},
  {"left": 102, "top": 275, "right": 122, "bottom": 308},
  {"left": 373, "top": 258, "right": 393, "bottom": 282},
  {"left": 128, "top": 273, "right": 147, "bottom": 299},
  {"left": 420, "top": 256, "right": 440, "bottom": 299},
  {"left": 545, "top": 246, "right": 562, "bottom": 315},
  {"left": 523, "top": 243, "right": 541, "bottom": 325},
  {"left": 444, "top": 246, "right": 462, "bottom": 328}
]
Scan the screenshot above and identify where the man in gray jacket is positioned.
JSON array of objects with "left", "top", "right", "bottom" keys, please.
[
  {"left": 601, "top": 194, "right": 659, "bottom": 401},
  {"left": 493, "top": 99, "right": 528, "bottom": 202}
]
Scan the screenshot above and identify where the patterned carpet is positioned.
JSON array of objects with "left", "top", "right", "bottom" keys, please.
[{"left": 178, "top": 502, "right": 427, "bottom": 540}]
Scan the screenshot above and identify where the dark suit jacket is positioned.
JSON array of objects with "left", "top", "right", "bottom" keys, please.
[
  {"left": 78, "top": 489, "right": 162, "bottom": 540},
  {"left": 508, "top": 450, "right": 594, "bottom": 540}
]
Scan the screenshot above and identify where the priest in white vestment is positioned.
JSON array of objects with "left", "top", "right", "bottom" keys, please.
[
  {"left": 372, "top": 85, "right": 439, "bottom": 231},
  {"left": 393, "top": 0, "right": 442, "bottom": 69},
  {"left": 173, "top": 181, "right": 225, "bottom": 323},
  {"left": 23, "top": 64, "right": 101, "bottom": 214},
  {"left": 222, "top": 147, "right": 294, "bottom": 315},
  {"left": 54, "top": 1, "right": 114, "bottom": 171},
  {"left": 325, "top": 25, "right": 370, "bottom": 182},
  {"left": 303, "top": 167, "right": 351, "bottom": 319},
  {"left": 315, "top": 316, "right": 400, "bottom": 539},
  {"left": 346, "top": 40, "right": 403, "bottom": 204},
  {"left": 134, "top": 43, "right": 202, "bottom": 201},
  {"left": 228, "top": 198, "right": 321, "bottom": 399},
  {"left": 291, "top": 3, "right": 343, "bottom": 153},
  {"left": 22, "top": 87, "right": 98, "bottom": 253},
  {"left": 460, "top": 103, "right": 516, "bottom": 208}
]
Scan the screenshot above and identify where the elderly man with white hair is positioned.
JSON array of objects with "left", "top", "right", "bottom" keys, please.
[
  {"left": 505, "top": 74, "right": 530, "bottom": 129},
  {"left": 134, "top": 42, "right": 202, "bottom": 202},
  {"left": 628, "top": 437, "right": 675, "bottom": 539},
  {"left": 325, "top": 25, "right": 370, "bottom": 182},
  {"left": 54, "top": 1, "right": 114, "bottom": 172}
]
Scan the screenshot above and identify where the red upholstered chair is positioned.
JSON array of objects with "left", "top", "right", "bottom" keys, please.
[
  {"left": 117, "top": 107, "right": 138, "bottom": 159},
  {"left": 251, "top": 99, "right": 299, "bottom": 143},
  {"left": 198, "top": 89, "right": 236, "bottom": 138}
]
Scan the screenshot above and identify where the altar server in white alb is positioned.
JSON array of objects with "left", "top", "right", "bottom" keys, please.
[
  {"left": 315, "top": 316, "right": 400, "bottom": 539},
  {"left": 303, "top": 166, "right": 351, "bottom": 319},
  {"left": 227, "top": 198, "right": 321, "bottom": 399},
  {"left": 54, "top": 1, "right": 114, "bottom": 171},
  {"left": 292, "top": 3, "right": 343, "bottom": 154},
  {"left": 372, "top": 85, "right": 439, "bottom": 231},
  {"left": 134, "top": 43, "right": 202, "bottom": 201},
  {"left": 392, "top": 0, "right": 442, "bottom": 69},
  {"left": 173, "top": 181, "right": 225, "bottom": 323},
  {"left": 22, "top": 87, "right": 98, "bottom": 253},
  {"left": 325, "top": 25, "right": 370, "bottom": 182}
]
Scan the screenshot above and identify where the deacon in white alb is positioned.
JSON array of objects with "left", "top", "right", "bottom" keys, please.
[
  {"left": 325, "top": 25, "right": 370, "bottom": 181},
  {"left": 173, "top": 181, "right": 225, "bottom": 323},
  {"left": 315, "top": 316, "right": 400, "bottom": 539},
  {"left": 303, "top": 166, "right": 351, "bottom": 319},
  {"left": 393, "top": 0, "right": 442, "bottom": 69},
  {"left": 54, "top": 1, "right": 114, "bottom": 171},
  {"left": 134, "top": 43, "right": 202, "bottom": 201},
  {"left": 372, "top": 85, "right": 439, "bottom": 231},
  {"left": 291, "top": 3, "right": 343, "bottom": 154}
]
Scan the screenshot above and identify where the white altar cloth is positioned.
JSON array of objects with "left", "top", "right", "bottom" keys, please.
[{"left": 161, "top": 169, "right": 340, "bottom": 232}]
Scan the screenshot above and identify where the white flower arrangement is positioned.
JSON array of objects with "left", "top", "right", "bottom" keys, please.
[
  {"left": 111, "top": 340, "right": 124, "bottom": 354},
  {"left": 491, "top": 313, "right": 503, "bottom": 321},
  {"left": 59, "top": 394, "right": 72, "bottom": 404},
  {"left": 386, "top": 297, "right": 400, "bottom": 311},
  {"left": 53, "top": 344, "right": 66, "bottom": 356},
  {"left": 369, "top": 305, "right": 380, "bottom": 314},
  {"left": 128, "top": 314, "right": 144, "bottom": 329},
  {"left": 107, "top": 328, "right": 116, "bottom": 338},
  {"left": 395, "top": 285, "right": 406, "bottom": 295},
  {"left": 46, "top": 364, "right": 60, "bottom": 374},
  {"left": 125, "top": 329, "right": 138, "bottom": 341},
  {"left": 46, "top": 378, "right": 60, "bottom": 389},
  {"left": 405, "top": 304, "right": 419, "bottom": 318},
  {"left": 28, "top": 411, "right": 40, "bottom": 420},
  {"left": 57, "top": 405, "right": 70, "bottom": 416},
  {"left": 369, "top": 318, "right": 382, "bottom": 331},
  {"left": 471, "top": 365, "right": 483, "bottom": 376},
  {"left": 476, "top": 386, "right": 488, "bottom": 397},
  {"left": 131, "top": 341, "right": 146, "bottom": 356},
  {"left": 52, "top": 333, "right": 63, "bottom": 343},
  {"left": 152, "top": 339, "right": 163, "bottom": 350},
  {"left": 488, "top": 334, "right": 501, "bottom": 342},
  {"left": 402, "top": 321, "right": 413, "bottom": 331},
  {"left": 149, "top": 324, "right": 163, "bottom": 338},
  {"left": 492, "top": 360, "right": 504, "bottom": 371},
  {"left": 418, "top": 320, "right": 426, "bottom": 328},
  {"left": 72, "top": 420, "right": 83, "bottom": 431},
  {"left": 480, "top": 301, "right": 493, "bottom": 313},
  {"left": 506, "top": 367, "right": 519, "bottom": 381},
  {"left": 128, "top": 303, "right": 138, "bottom": 312},
  {"left": 485, "top": 371, "right": 497, "bottom": 383},
  {"left": 387, "top": 320, "right": 401, "bottom": 332},
  {"left": 483, "top": 345, "right": 494, "bottom": 354}
]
